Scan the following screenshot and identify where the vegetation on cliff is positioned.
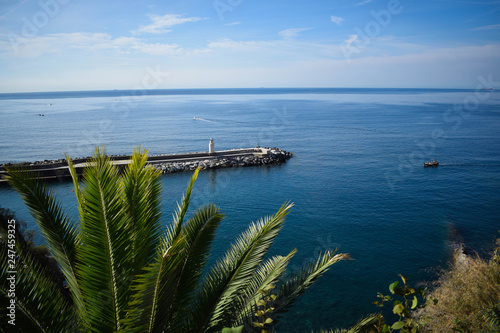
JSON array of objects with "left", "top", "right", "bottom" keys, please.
[
  {"left": 416, "top": 240, "right": 500, "bottom": 332},
  {"left": 353, "top": 240, "right": 500, "bottom": 333}
]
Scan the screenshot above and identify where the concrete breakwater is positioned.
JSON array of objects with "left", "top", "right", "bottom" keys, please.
[{"left": 0, "top": 147, "right": 292, "bottom": 182}]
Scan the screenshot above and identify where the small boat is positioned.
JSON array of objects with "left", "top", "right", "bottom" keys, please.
[{"left": 424, "top": 159, "right": 439, "bottom": 167}]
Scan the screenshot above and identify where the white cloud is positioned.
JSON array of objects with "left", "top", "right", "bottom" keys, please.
[
  {"left": 206, "top": 35, "right": 326, "bottom": 55},
  {"left": 356, "top": 0, "right": 373, "bottom": 5},
  {"left": 51, "top": 32, "right": 116, "bottom": 50},
  {"left": 278, "top": 28, "right": 312, "bottom": 40},
  {"left": 345, "top": 34, "right": 358, "bottom": 47},
  {"left": 474, "top": 24, "right": 500, "bottom": 31},
  {"left": 0, "top": 32, "right": 184, "bottom": 57},
  {"left": 133, "top": 14, "right": 207, "bottom": 34},
  {"left": 0, "top": 34, "right": 60, "bottom": 58},
  {"left": 225, "top": 22, "right": 241, "bottom": 26},
  {"left": 330, "top": 16, "right": 344, "bottom": 25},
  {"left": 133, "top": 42, "right": 182, "bottom": 55},
  {"left": 207, "top": 38, "right": 271, "bottom": 51}
]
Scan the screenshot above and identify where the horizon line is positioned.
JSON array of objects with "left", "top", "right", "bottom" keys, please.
[{"left": 0, "top": 86, "right": 482, "bottom": 96}]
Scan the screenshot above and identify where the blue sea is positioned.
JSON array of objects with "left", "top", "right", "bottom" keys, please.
[{"left": 1, "top": 88, "right": 499, "bottom": 331}]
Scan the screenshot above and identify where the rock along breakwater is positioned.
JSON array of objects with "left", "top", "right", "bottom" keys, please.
[
  {"left": 0, "top": 147, "right": 293, "bottom": 182},
  {"left": 156, "top": 147, "right": 292, "bottom": 174}
]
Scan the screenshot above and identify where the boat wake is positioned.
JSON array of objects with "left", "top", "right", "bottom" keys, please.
[
  {"left": 192, "top": 116, "right": 385, "bottom": 133},
  {"left": 439, "top": 163, "right": 500, "bottom": 167},
  {"left": 193, "top": 116, "right": 217, "bottom": 123}
]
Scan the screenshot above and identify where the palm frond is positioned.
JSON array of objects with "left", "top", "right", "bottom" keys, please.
[
  {"left": 3, "top": 166, "right": 83, "bottom": 320},
  {"left": 166, "top": 168, "right": 200, "bottom": 244},
  {"left": 76, "top": 147, "right": 131, "bottom": 332},
  {"left": 230, "top": 249, "right": 297, "bottom": 328},
  {"left": 0, "top": 211, "right": 68, "bottom": 300},
  {"left": 0, "top": 239, "right": 75, "bottom": 332},
  {"left": 120, "top": 147, "right": 163, "bottom": 270},
  {"left": 312, "top": 315, "right": 379, "bottom": 333},
  {"left": 272, "top": 251, "right": 350, "bottom": 318},
  {"left": 163, "top": 204, "right": 225, "bottom": 331},
  {"left": 191, "top": 202, "right": 293, "bottom": 332},
  {"left": 124, "top": 205, "right": 224, "bottom": 333},
  {"left": 126, "top": 236, "right": 187, "bottom": 333},
  {"left": 66, "top": 153, "right": 85, "bottom": 227},
  {"left": 344, "top": 315, "right": 379, "bottom": 333}
]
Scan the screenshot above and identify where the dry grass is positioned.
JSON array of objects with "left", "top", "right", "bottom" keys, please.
[{"left": 417, "top": 240, "right": 500, "bottom": 332}]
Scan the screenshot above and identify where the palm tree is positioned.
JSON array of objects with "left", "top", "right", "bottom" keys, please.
[{"left": 0, "top": 147, "right": 348, "bottom": 332}]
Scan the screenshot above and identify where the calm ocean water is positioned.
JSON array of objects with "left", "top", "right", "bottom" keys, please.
[{"left": 1, "top": 88, "right": 499, "bottom": 330}]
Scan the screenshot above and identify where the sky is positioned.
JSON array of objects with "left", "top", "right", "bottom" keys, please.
[{"left": 0, "top": 0, "right": 499, "bottom": 92}]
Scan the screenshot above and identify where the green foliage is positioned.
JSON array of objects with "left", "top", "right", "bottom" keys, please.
[
  {"left": 369, "top": 243, "right": 500, "bottom": 333},
  {"left": 371, "top": 274, "right": 426, "bottom": 333},
  {"left": 253, "top": 283, "right": 277, "bottom": 333},
  {"left": 0, "top": 147, "right": 348, "bottom": 332}
]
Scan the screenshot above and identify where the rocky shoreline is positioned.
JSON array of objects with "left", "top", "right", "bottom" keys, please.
[{"left": 155, "top": 148, "right": 293, "bottom": 174}]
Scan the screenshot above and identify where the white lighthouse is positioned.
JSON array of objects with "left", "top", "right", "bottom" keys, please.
[{"left": 209, "top": 138, "right": 215, "bottom": 155}]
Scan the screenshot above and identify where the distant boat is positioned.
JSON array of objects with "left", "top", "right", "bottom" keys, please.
[
  {"left": 424, "top": 159, "right": 439, "bottom": 167},
  {"left": 482, "top": 88, "right": 494, "bottom": 91}
]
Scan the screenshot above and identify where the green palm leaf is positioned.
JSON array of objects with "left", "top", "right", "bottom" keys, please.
[
  {"left": 3, "top": 166, "right": 78, "bottom": 272},
  {"left": 2, "top": 166, "right": 84, "bottom": 323},
  {"left": 313, "top": 315, "right": 379, "bottom": 333},
  {"left": 122, "top": 169, "right": 200, "bottom": 332},
  {"left": 76, "top": 147, "right": 131, "bottom": 332},
  {"left": 124, "top": 174, "right": 224, "bottom": 333},
  {"left": 120, "top": 147, "right": 162, "bottom": 269},
  {"left": 144, "top": 236, "right": 186, "bottom": 333},
  {"left": 272, "top": 250, "right": 351, "bottom": 317},
  {"left": 191, "top": 203, "right": 293, "bottom": 332},
  {"left": 0, "top": 235, "right": 75, "bottom": 332},
  {"left": 121, "top": 243, "right": 173, "bottom": 332},
  {"left": 66, "top": 153, "right": 84, "bottom": 217},
  {"left": 166, "top": 168, "right": 200, "bottom": 244},
  {"left": 164, "top": 204, "right": 225, "bottom": 331},
  {"left": 230, "top": 249, "right": 297, "bottom": 328},
  {"left": 121, "top": 168, "right": 200, "bottom": 333}
]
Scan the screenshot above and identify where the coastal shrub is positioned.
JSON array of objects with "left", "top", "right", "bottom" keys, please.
[
  {"left": 416, "top": 240, "right": 500, "bottom": 332},
  {"left": 366, "top": 275, "right": 426, "bottom": 333},
  {"left": 0, "top": 147, "right": 348, "bottom": 332}
]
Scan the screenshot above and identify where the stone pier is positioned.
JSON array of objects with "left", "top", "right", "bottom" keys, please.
[{"left": 0, "top": 147, "right": 293, "bottom": 182}]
